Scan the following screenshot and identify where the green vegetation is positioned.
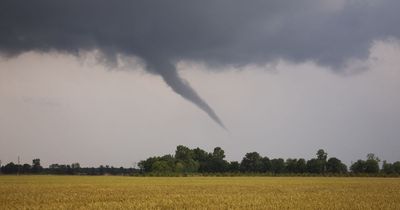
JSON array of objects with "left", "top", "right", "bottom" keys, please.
[
  {"left": 1, "top": 146, "right": 399, "bottom": 176},
  {"left": 1, "top": 176, "right": 400, "bottom": 209},
  {"left": 137, "top": 146, "right": 399, "bottom": 176}
]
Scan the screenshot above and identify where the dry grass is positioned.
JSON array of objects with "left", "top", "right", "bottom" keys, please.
[{"left": 1, "top": 176, "right": 399, "bottom": 209}]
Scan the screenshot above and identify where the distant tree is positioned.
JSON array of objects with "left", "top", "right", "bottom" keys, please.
[
  {"left": 393, "top": 161, "right": 400, "bottom": 174},
  {"left": 99, "top": 165, "right": 105, "bottom": 174},
  {"left": 71, "top": 163, "right": 81, "bottom": 174},
  {"left": 31, "top": 159, "right": 43, "bottom": 173},
  {"left": 182, "top": 159, "right": 199, "bottom": 173},
  {"left": 192, "top": 147, "right": 212, "bottom": 172},
  {"left": 133, "top": 145, "right": 393, "bottom": 176},
  {"left": 192, "top": 148, "right": 209, "bottom": 161},
  {"left": 160, "top": 155, "right": 176, "bottom": 170},
  {"left": 307, "top": 158, "right": 325, "bottom": 174},
  {"left": 270, "top": 158, "right": 285, "bottom": 174},
  {"left": 172, "top": 146, "right": 199, "bottom": 173},
  {"left": 367, "top": 153, "right": 380, "bottom": 162},
  {"left": 71, "top": 163, "right": 80, "bottom": 169},
  {"left": 49, "top": 164, "right": 65, "bottom": 174},
  {"left": 212, "top": 147, "right": 225, "bottom": 160},
  {"left": 88, "top": 167, "right": 97, "bottom": 175},
  {"left": 49, "top": 164, "right": 59, "bottom": 169},
  {"left": 138, "top": 157, "right": 159, "bottom": 172},
  {"left": 350, "top": 160, "right": 366, "bottom": 173},
  {"left": 175, "top": 145, "right": 194, "bottom": 161},
  {"left": 22, "top": 164, "right": 31, "bottom": 174},
  {"left": 340, "top": 163, "right": 348, "bottom": 173},
  {"left": 228, "top": 161, "right": 240, "bottom": 172},
  {"left": 285, "top": 159, "right": 298, "bottom": 173},
  {"left": 66, "top": 165, "right": 73, "bottom": 174},
  {"left": 2, "top": 162, "right": 18, "bottom": 174},
  {"left": 240, "top": 152, "right": 263, "bottom": 172},
  {"left": 261, "top": 157, "right": 271, "bottom": 173},
  {"left": 174, "top": 161, "right": 185, "bottom": 173},
  {"left": 365, "top": 154, "right": 380, "bottom": 173},
  {"left": 296, "top": 158, "right": 307, "bottom": 173},
  {"left": 209, "top": 147, "right": 228, "bottom": 172},
  {"left": 326, "top": 157, "right": 347, "bottom": 173},
  {"left": 152, "top": 161, "right": 174, "bottom": 173},
  {"left": 316, "top": 149, "right": 328, "bottom": 172},
  {"left": 382, "top": 161, "right": 394, "bottom": 174},
  {"left": 317, "top": 149, "right": 328, "bottom": 161}
]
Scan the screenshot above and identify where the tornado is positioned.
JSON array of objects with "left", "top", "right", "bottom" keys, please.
[{"left": 147, "top": 59, "right": 226, "bottom": 130}]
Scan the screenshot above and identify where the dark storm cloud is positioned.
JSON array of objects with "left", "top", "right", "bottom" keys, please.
[{"left": 1, "top": 0, "right": 399, "bottom": 127}]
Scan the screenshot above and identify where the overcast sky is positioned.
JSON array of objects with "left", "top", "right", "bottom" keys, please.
[{"left": 1, "top": 1, "right": 399, "bottom": 167}]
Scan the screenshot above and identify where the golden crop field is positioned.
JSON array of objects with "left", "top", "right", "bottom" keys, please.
[{"left": 1, "top": 176, "right": 400, "bottom": 209}]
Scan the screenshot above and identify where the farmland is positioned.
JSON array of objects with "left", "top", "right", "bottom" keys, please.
[{"left": 1, "top": 176, "right": 400, "bottom": 209}]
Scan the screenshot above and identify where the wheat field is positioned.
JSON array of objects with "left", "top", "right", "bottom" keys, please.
[{"left": 0, "top": 176, "right": 399, "bottom": 209}]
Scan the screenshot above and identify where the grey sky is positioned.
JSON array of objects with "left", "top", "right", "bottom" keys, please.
[
  {"left": 0, "top": 1, "right": 400, "bottom": 167},
  {"left": 1, "top": 0, "right": 399, "bottom": 67},
  {"left": 1, "top": 39, "right": 399, "bottom": 167}
]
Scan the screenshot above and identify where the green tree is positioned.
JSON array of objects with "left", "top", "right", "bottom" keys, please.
[
  {"left": 71, "top": 162, "right": 80, "bottom": 174},
  {"left": 296, "top": 158, "right": 307, "bottom": 173},
  {"left": 261, "top": 157, "right": 271, "bottom": 173},
  {"left": 174, "top": 161, "right": 185, "bottom": 173},
  {"left": 326, "top": 157, "right": 347, "bottom": 173},
  {"left": 317, "top": 149, "right": 327, "bottom": 161},
  {"left": 350, "top": 160, "right": 366, "bottom": 173},
  {"left": 138, "top": 157, "right": 159, "bottom": 172},
  {"left": 316, "top": 149, "right": 328, "bottom": 172},
  {"left": 240, "top": 152, "right": 263, "bottom": 172},
  {"left": 393, "top": 161, "right": 400, "bottom": 174},
  {"left": 175, "top": 145, "right": 194, "bottom": 161},
  {"left": 31, "top": 158, "right": 43, "bottom": 173},
  {"left": 186, "top": 159, "right": 200, "bottom": 173},
  {"left": 2, "top": 162, "right": 18, "bottom": 174},
  {"left": 307, "top": 158, "right": 325, "bottom": 174},
  {"left": 152, "top": 160, "right": 174, "bottom": 173},
  {"left": 22, "top": 164, "right": 31, "bottom": 174},
  {"left": 367, "top": 153, "right": 380, "bottom": 162},
  {"left": 192, "top": 147, "right": 212, "bottom": 172},
  {"left": 192, "top": 147, "right": 210, "bottom": 162},
  {"left": 285, "top": 159, "right": 298, "bottom": 173},
  {"left": 381, "top": 161, "right": 394, "bottom": 174},
  {"left": 212, "top": 147, "right": 225, "bottom": 160},
  {"left": 160, "top": 155, "right": 176, "bottom": 167},
  {"left": 271, "top": 158, "right": 285, "bottom": 174},
  {"left": 209, "top": 147, "right": 228, "bottom": 172},
  {"left": 365, "top": 153, "right": 380, "bottom": 173},
  {"left": 228, "top": 161, "right": 240, "bottom": 172},
  {"left": 71, "top": 163, "right": 80, "bottom": 169}
]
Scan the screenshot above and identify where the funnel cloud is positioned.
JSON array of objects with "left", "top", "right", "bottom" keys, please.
[
  {"left": 1, "top": 0, "right": 400, "bottom": 127},
  {"left": 147, "top": 58, "right": 226, "bottom": 128}
]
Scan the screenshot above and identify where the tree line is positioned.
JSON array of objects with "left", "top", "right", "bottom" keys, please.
[
  {"left": 1, "top": 145, "right": 400, "bottom": 176},
  {"left": 0, "top": 159, "right": 137, "bottom": 175},
  {"left": 138, "top": 145, "right": 400, "bottom": 175}
]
